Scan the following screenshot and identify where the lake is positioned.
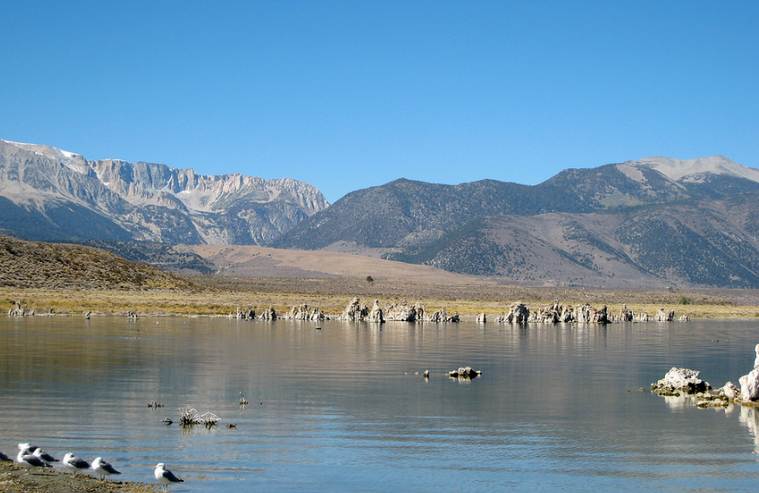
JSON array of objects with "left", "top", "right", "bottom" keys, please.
[{"left": 1, "top": 317, "right": 759, "bottom": 492}]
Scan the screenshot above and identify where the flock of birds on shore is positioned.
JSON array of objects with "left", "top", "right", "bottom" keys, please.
[{"left": 0, "top": 442, "right": 183, "bottom": 486}]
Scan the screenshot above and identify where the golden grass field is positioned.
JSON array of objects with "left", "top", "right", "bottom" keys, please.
[
  {"left": 2, "top": 276, "right": 758, "bottom": 320},
  {"left": 2, "top": 239, "right": 759, "bottom": 320}
]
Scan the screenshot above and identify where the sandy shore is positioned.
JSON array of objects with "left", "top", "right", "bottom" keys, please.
[{"left": 0, "top": 462, "right": 156, "bottom": 493}]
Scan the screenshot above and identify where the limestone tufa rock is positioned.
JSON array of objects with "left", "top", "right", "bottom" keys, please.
[
  {"left": 342, "top": 297, "right": 368, "bottom": 322},
  {"left": 740, "top": 370, "right": 759, "bottom": 402},
  {"left": 651, "top": 367, "right": 711, "bottom": 395},
  {"left": 367, "top": 300, "right": 384, "bottom": 323},
  {"left": 385, "top": 302, "right": 417, "bottom": 322},
  {"left": 258, "top": 306, "right": 277, "bottom": 321},
  {"left": 448, "top": 367, "right": 482, "bottom": 379},
  {"left": 739, "top": 345, "right": 759, "bottom": 401},
  {"left": 285, "top": 304, "right": 325, "bottom": 321},
  {"left": 7, "top": 301, "right": 33, "bottom": 317},
  {"left": 498, "top": 303, "right": 530, "bottom": 324},
  {"left": 618, "top": 305, "right": 634, "bottom": 322},
  {"left": 426, "top": 309, "right": 460, "bottom": 323},
  {"left": 719, "top": 381, "right": 740, "bottom": 400},
  {"left": 656, "top": 308, "right": 675, "bottom": 322}
]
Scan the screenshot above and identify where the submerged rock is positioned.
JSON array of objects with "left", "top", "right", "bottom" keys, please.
[
  {"left": 448, "top": 367, "right": 482, "bottom": 379},
  {"left": 651, "top": 367, "right": 711, "bottom": 395}
]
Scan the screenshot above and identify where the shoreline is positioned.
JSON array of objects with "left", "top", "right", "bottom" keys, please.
[
  {"left": 2, "top": 286, "right": 758, "bottom": 321},
  {"left": 0, "top": 462, "right": 156, "bottom": 493}
]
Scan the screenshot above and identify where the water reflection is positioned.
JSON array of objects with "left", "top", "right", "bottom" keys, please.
[{"left": 0, "top": 318, "right": 758, "bottom": 492}]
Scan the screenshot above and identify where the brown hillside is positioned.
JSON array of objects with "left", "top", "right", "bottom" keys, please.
[{"left": 0, "top": 236, "right": 193, "bottom": 290}]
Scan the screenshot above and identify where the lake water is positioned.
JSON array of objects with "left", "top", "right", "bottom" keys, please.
[{"left": 2, "top": 317, "right": 759, "bottom": 492}]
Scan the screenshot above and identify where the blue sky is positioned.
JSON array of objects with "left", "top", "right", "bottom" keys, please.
[{"left": 1, "top": 1, "right": 757, "bottom": 201}]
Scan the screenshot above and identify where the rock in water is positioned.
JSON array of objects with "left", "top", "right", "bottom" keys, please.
[
  {"left": 618, "top": 305, "right": 634, "bottom": 322},
  {"left": 594, "top": 305, "right": 610, "bottom": 324},
  {"left": 367, "top": 300, "right": 384, "bottom": 323},
  {"left": 741, "top": 369, "right": 759, "bottom": 401},
  {"left": 651, "top": 367, "right": 711, "bottom": 395},
  {"left": 385, "top": 302, "right": 417, "bottom": 322},
  {"left": 656, "top": 308, "right": 675, "bottom": 322},
  {"left": 719, "top": 381, "right": 740, "bottom": 400},
  {"left": 448, "top": 367, "right": 482, "bottom": 379},
  {"left": 341, "top": 297, "right": 368, "bottom": 322},
  {"left": 258, "top": 306, "right": 277, "bottom": 321},
  {"left": 285, "top": 304, "right": 325, "bottom": 321},
  {"left": 499, "top": 303, "right": 529, "bottom": 324}
]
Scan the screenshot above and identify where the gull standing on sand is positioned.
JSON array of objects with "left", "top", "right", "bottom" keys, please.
[
  {"left": 62, "top": 453, "right": 91, "bottom": 473},
  {"left": 16, "top": 450, "right": 51, "bottom": 468},
  {"left": 91, "top": 457, "right": 121, "bottom": 480},
  {"left": 154, "top": 463, "right": 184, "bottom": 486},
  {"left": 33, "top": 448, "right": 58, "bottom": 463}
]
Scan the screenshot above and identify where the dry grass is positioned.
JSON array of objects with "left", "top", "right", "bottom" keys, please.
[
  {"left": 1, "top": 279, "right": 758, "bottom": 319},
  {"left": 0, "top": 236, "right": 193, "bottom": 290}
]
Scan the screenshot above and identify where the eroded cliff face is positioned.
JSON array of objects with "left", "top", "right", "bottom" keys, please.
[{"left": 0, "top": 139, "right": 328, "bottom": 244}]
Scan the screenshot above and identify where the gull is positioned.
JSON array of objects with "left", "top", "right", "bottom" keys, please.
[
  {"left": 17, "top": 443, "right": 38, "bottom": 454},
  {"left": 154, "top": 463, "right": 184, "bottom": 486},
  {"left": 16, "top": 450, "right": 51, "bottom": 468},
  {"left": 239, "top": 392, "right": 249, "bottom": 406},
  {"left": 62, "top": 453, "right": 91, "bottom": 473},
  {"left": 33, "top": 448, "right": 58, "bottom": 463},
  {"left": 0, "top": 451, "right": 11, "bottom": 461},
  {"left": 91, "top": 457, "right": 121, "bottom": 480}
]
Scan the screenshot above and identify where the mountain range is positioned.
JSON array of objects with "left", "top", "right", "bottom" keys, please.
[
  {"left": 276, "top": 156, "right": 759, "bottom": 288},
  {"left": 0, "top": 139, "right": 327, "bottom": 245},
  {"left": 2, "top": 138, "right": 759, "bottom": 288}
]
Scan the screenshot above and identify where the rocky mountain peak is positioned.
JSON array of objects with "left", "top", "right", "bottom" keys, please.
[
  {"left": 0, "top": 139, "right": 328, "bottom": 245},
  {"left": 627, "top": 155, "right": 759, "bottom": 183}
]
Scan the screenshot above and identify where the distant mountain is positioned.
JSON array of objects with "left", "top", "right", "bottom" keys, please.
[
  {"left": 277, "top": 156, "right": 759, "bottom": 288},
  {"left": 0, "top": 139, "right": 328, "bottom": 245}
]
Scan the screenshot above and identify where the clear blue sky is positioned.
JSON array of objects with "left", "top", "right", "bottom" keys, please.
[{"left": 1, "top": 1, "right": 757, "bottom": 201}]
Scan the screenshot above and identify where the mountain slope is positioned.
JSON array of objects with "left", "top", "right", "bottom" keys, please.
[
  {"left": 278, "top": 156, "right": 759, "bottom": 288},
  {"left": 0, "top": 235, "right": 193, "bottom": 289},
  {"left": 0, "top": 140, "right": 328, "bottom": 245}
]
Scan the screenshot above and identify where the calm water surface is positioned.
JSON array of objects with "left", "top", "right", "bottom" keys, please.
[{"left": 2, "top": 318, "right": 759, "bottom": 492}]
